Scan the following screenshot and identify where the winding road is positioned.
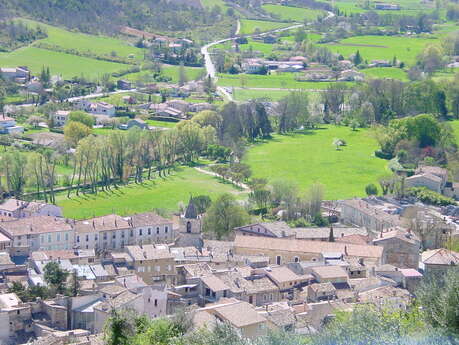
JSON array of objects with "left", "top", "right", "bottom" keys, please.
[{"left": 201, "top": 11, "right": 335, "bottom": 101}]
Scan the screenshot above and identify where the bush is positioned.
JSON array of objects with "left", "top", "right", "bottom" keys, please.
[
  {"left": 375, "top": 150, "right": 393, "bottom": 160},
  {"left": 365, "top": 183, "right": 378, "bottom": 196},
  {"left": 407, "top": 187, "right": 455, "bottom": 206}
]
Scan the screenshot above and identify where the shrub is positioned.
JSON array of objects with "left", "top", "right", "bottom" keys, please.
[
  {"left": 407, "top": 187, "right": 455, "bottom": 206},
  {"left": 365, "top": 183, "right": 378, "bottom": 196}
]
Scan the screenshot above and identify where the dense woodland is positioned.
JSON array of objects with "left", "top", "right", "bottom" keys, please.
[{"left": 0, "top": 0, "right": 232, "bottom": 39}]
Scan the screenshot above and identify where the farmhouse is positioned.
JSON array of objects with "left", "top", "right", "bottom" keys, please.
[
  {"left": 0, "top": 67, "right": 30, "bottom": 82},
  {"left": 421, "top": 248, "right": 459, "bottom": 275},
  {"left": 53, "top": 110, "right": 71, "bottom": 127},
  {"left": 76, "top": 100, "right": 116, "bottom": 117},
  {"left": 0, "top": 115, "right": 24, "bottom": 135},
  {"left": 234, "top": 221, "right": 295, "bottom": 238}
]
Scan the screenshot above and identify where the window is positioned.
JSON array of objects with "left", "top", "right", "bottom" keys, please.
[
  {"left": 139, "top": 229, "right": 143, "bottom": 236},
  {"left": 130, "top": 230, "right": 134, "bottom": 237},
  {"left": 65, "top": 233, "right": 69, "bottom": 241},
  {"left": 121, "top": 231, "right": 125, "bottom": 239},
  {"left": 165, "top": 226, "right": 168, "bottom": 233},
  {"left": 18, "top": 236, "right": 21, "bottom": 240},
  {"left": 186, "top": 222, "right": 192, "bottom": 233},
  {"left": 76, "top": 236, "right": 80, "bottom": 243},
  {"left": 112, "top": 233, "right": 116, "bottom": 239},
  {"left": 294, "top": 256, "right": 300, "bottom": 263},
  {"left": 95, "top": 234, "right": 98, "bottom": 241},
  {"left": 148, "top": 228, "right": 151, "bottom": 235},
  {"left": 154, "top": 299, "right": 158, "bottom": 307},
  {"left": 48, "top": 235, "right": 52, "bottom": 243},
  {"left": 112, "top": 242, "right": 116, "bottom": 249},
  {"left": 103, "top": 233, "right": 107, "bottom": 240},
  {"left": 276, "top": 256, "right": 281, "bottom": 265},
  {"left": 156, "top": 227, "right": 160, "bottom": 234},
  {"left": 40, "top": 235, "right": 44, "bottom": 244},
  {"left": 86, "top": 235, "right": 89, "bottom": 242}
]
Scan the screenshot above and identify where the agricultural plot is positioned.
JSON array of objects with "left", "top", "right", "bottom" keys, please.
[
  {"left": 17, "top": 18, "right": 145, "bottom": 61},
  {"left": 262, "top": 4, "right": 325, "bottom": 22},
  {"left": 239, "top": 20, "right": 293, "bottom": 35},
  {"left": 121, "top": 65, "right": 204, "bottom": 84},
  {"left": 244, "top": 126, "right": 389, "bottom": 200},
  {"left": 0, "top": 47, "right": 128, "bottom": 79},
  {"left": 321, "top": 35, "right": 437, "bottom": 66},
  {"left": 317, "top": 0, "right": 435, "bottom": 15},
  {"left": 232, "top": 89, "right": 292, "bottom": 101},
  {"left": 361, "top": 67, "right": 408, "bottom": 81},
  {"left": 56, "top": 166, "right": 246, "bottom": 219},
  {"left": 217, "top": 73, "right": 351, "bottom": 89}
]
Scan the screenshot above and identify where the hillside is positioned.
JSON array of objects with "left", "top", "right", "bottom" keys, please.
[{"left": 1, "top": 0, "right": 233, "bottom": 39}]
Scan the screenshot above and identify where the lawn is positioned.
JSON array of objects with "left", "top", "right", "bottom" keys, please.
[
  {"left": 321, "top": 35, "right": 437, "bottom": 66},
  {"left": 56, "top": 166, "right": 246, "bottom": 219},
  {"left": 122, "top": 65, "right": 204, "bottom": 83},
  {"left": 217, "top": 73, "right": 352, "bottom": 89},
  {"left": 448, "top": 120, "right": 459, "bottom": 146},
  {"left": 232, "top": 89, "right": 292, "bottom": 101},
  {"left": 262, "top": 4, "right": 325, "bottom": 22},
  {"left": 146, "top": 120, "right": 179, "bottom": 128},
  {"left": 243, "top": 126, "right": 389, "bottom": 200},
  {"left": 0, "top": 47, "right": 129, "bottom": 79},
  {"left": 361, "top": 67, "right": 408, "bottom": 81},
  {"left": 239, "top": 20, "right": 293, "bottom": 35},
  {"left": 17, "top": 18, "right": 145, "bottom": 61}
]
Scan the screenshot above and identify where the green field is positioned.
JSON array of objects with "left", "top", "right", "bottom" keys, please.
[
  {"left": 146, "top": 119, "right": 179, "bottom": 128},
  {"left": 0, "top": 47, "right": 129, "bottom": 79},
  {"left": 361, "top": 67, "right": 408, "bottom": 81},
  {"left": 262, "top": 4, "right": 324, "bottom": 22},
  {"left": 218, "top": 73, "right": 352, "bottom": 89},
  {"left": 18, "top": 18, "right": 144, "bottom": 61},
  {"left": 232, "top": 89, "right": 293, "bottom": 101},
  {"left": 122, "top": 65, "right": 204, "bottom": 83},
  {"left": 56, "top": 166, "right": 246, "bottom": 219},
  {"left": 322, "top": 35, "right": 437, "bottom": 66},
  {"left": 239, "top": 20, "right": 293, "bottom": 35},
  {"left": 317, "top": 0, "right": 435, "bottom": 15},
  {"left": 243, "top": 126, "right": 389, "bottom": 200}
]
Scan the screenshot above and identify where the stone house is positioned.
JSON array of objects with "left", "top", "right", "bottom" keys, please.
[
  {"left": 193, "top": 298, "right": 268, "bottom": 339},
  {"left": 0, "top": 216, "right": 74, "bottom": 255},
  {"left": 234, "top": 235, "right": 384, "bottom": 267},
  {"left": 0, "top": 198, "right": 63, "bottom": 219},
  {"left": 307, "top": 282, "right": 337, "bottom": 302},
  {"left": 125, "top": 244, "right": 176, "bottom": 284},
  {"left": 340, "top": 198, "right": 402, "bottom": 232},
  {"left": 52, "top": 110, "right": 71, "bottom": 127},
  {"left": 0, "top": 293, "right": 33, "bottom": 343},
  {"left": 234, "top": 221, "right": 295, "bottom": 238},
  {"left": 372, "top": 228, "right": 420, "bottom": 269},
  {"left": 310, "top": 265, "right": 349, "bottom": 284},
  {"left": 421, "top": 248, "right": 459, "bottom": 275}
]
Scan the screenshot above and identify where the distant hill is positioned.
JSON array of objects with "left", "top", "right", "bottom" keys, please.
[{"left": 0, "top": 0, "right": 224, "bottom": 36}]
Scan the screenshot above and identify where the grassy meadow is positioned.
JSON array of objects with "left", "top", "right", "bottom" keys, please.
[
  {"left": 361, "top": 67, "right": 409, "bottom": 81},
  {"left": 0, "top": 46, "right": 129, "bottom": 79},
  {"left": 56, "top": 166, "right": 246, "bottom": 219},
  {"left": 321, "top": 35, "right": 437, "bottom": 66},
  {"left": 262, "top": 4, "right": 325, "bottom": 22},
  {"left": 243, "top": 126, "right": 389, "bottom": 200},
  {"left": 239, "top": 20, "right": 293, "bottom": 35},
  {"left": 217, "top": 73, "right": 352, "bottom": 89}
]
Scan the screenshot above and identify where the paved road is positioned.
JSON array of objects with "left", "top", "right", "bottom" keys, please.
[
  {"left": 12, "top": 88, "right": 138, "bottom": 109},
  {"left": 201, "top": 23, "right": 306, "bottom": 101}
]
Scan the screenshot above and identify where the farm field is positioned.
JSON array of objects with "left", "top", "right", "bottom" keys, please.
[
  {"left": 317, "top": 0, "right": 435, "bottom": 14},
  {"left": 232, "top": 89, "right": 292, "bottom": 101},
  {"left": 239, "top": 20, "right": 293, "bottom": 35},
  {"left": 56, "top": 166, "right": 246, "bottom": 219},
  {"left": 217, "top": 73, "right": 352, "bottom": 89},
  {"left": 321, "top": 35, "right": 437, "bottom": 66},
  {"left": 146, "top": 120, "right": 179, "bottom": 128},
  {"left": 243, "top": 126, "right": 389, "bottom": 200},
  {"left": 262, "top": 4, "right": 325, "bottom": 22},
  {"left": 361, "top": 67, "right": 408, "bottom": 81},
  {"left": 0, "top": 47, "right": 128, "bottom": 79},
  {"left": 17, "top": 18, "right": 144, "bottom": 61},
  {"left": 121, "top": 65, "right": 204, "bottom": 83}
]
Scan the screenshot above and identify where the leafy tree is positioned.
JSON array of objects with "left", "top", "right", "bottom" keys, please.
[
  {"left": 353, "top": 50, "right": 362, "bottom": 65},
  {"left": 68, "top": 111, "right": 95, "bottom": 128},
  {"left": 203, "top": 193, "right": 250, "bottom": 239},
  {"left": 192, "top": 195, "right": 212, "bottom": 214},
  {"left": 365, "top": 183, "right": 378, "bottom": 196},
  {"left": 294, "top": 28, "right": 307, "bottom": 43},
  {"left": 64, "top": 121, "right": 92, "bottom": 147},
  {"left": 44, "top": 261, "right": 69, "bottom": 294}
]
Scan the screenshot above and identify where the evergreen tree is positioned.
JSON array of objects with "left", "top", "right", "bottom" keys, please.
[{"left": 354, "top": 50, "right": 362, "bottom": 65}]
